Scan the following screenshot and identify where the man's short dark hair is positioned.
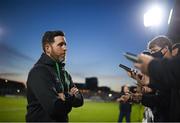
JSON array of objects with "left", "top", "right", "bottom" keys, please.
[
  {"left": 42, "top": 30, "right": 65, "bottom": 52},
  {"left": 147, "top": 35, "right": 172, "bottom": 52}
]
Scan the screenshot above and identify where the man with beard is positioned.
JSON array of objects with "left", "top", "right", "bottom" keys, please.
[{"left": 26, "top": 30, "right": 84, "bottom": 122}]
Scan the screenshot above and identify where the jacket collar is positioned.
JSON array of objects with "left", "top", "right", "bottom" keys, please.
[{"left": 36, "top": 53, "right": 65, "bottom": 69}]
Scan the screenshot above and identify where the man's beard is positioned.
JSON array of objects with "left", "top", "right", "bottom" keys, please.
[
  {"left": 59, "top": 56, "right": 65, "bottom": 62},
  {"left": 50, "top": 49, "right": 65, "bottom": 62}
]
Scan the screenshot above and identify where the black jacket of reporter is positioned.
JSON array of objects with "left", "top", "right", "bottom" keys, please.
[
  {"left": 147, "top": 56, "right": 180, "bottom": 121},
  {"left": 141, "top": 89, "right": 170, "bottom": 122},
  {"left": 26, "top": 53, "right": 84, "bottom": 122}
]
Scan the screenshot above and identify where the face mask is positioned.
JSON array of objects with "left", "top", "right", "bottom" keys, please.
[{"left": 151, "top": 48, "right": 164, "bottom": 58}]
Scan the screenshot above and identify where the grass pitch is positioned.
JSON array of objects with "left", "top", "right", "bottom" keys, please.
[{"left": 0, "top": 96, "right": 144, "bottom": 122}]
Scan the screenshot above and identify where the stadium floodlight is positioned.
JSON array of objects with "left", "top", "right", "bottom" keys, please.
[
  {"left": 17, "top": 89, "right": 20, "bottom": 93},
  {"left": 144, "top": 6, "right": 163, "bottom": 27},
  {"left": 108, "top": 93, "right": 112, "bottom": 97},
  {"left": 168, "top": 9, "right": 173, "bottom": 25}
]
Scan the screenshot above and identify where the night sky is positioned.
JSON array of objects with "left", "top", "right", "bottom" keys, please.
[{"left": 0, "top": 0, "right": 174, "bottom": 91}]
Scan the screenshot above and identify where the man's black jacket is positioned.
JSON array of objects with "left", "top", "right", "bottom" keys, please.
[
  {"left": 148, "top": 56, "right": 180, "bottom": 88},
  {"left": 141, "top": 90, "right": 170, "bottom": 122},
  {"left": 26, "top": 53, "right": 84, "bottom": 122},
  {"left": 148, "top": 56, "right": 180, "bottom": 121}
]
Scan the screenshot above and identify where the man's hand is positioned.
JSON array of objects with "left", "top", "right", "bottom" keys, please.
[
  {"left": 138, "top": 74, "right": 150, "bottom": 86},
  {"left": 134, "top": 54, "right": 154, "bottom": 75},
  {"left": 141, "top": 86, "right": 153, "bottom": 93},
  {"left": 127, "top": 70, "right": 149, "bottom": 86},
  {"left": 69, "top": 87, "right": 79, "bottom": 96},
  {"left": 58, "top": 93, "right": 65, "bottom": 101},
  {"left": 127, "top": 70, "right": 142, "bottom": 81},
  {"left": 132, "top": 92, "right": 142, "bottom": 103},
  {"left": 117, "top": 94, "right": 130, "bottom": 103}
]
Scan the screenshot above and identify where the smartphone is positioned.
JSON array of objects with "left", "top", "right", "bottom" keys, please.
[
  {"left": 119, "top": 63, "right": 143, "bottom": 80},
  {"left": 119, "top": 64, "right": 132, "bottom": 72},
  {"left": 123, "top": 52, "right": 139, "bottom": 63}
]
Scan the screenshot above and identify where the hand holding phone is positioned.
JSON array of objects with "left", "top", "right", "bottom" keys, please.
[
  {"left": 124, "top": 52, "right": 139, "bottom": 63},
  {"left": 119, "top": 64, "right": 132, "bottom": 72}
]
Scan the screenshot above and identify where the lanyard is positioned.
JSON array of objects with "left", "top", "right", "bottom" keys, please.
[{"left": 55, "top": 62, "right": 65, "bottom": 92}]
